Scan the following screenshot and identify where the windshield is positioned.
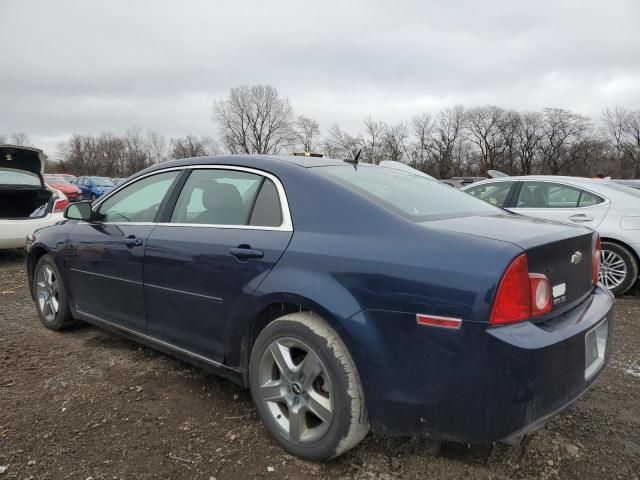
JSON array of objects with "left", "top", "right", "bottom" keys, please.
[
  {"left": 0, "top": 169, "right": 41, "bottom": 187},
  {"left": 315, "top": 165, "right": 503, "bottom": 221},
  {"left": 92, "top": 177, "right": 114, "bottom": 187}
]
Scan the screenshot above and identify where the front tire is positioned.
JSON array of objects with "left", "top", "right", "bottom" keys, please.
[
  {"left": 249, "top": 312, "right": 369, "bottom": 461},
  {"left": 34, "top": 254, "right": 76, "bottom": 331},
  {"left": 600, "top": 241, "right": 638, "bottom": 296},
  {"left": 91, "top": 193, "right": 97, "bottom": 202}
]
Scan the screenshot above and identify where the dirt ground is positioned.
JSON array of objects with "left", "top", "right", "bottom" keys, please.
[{"left": 0, "top": 251, "right": 638, "bottom": 480}]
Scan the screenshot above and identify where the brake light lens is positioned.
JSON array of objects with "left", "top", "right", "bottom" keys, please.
[
  {"left": 592, "top": 235, "right": 601, "bottom": 286},
  {"left": 53, "top": 198, "right": 69, "bottom": 213},
  {"left": 490, "top": 254, "right": 553, "bottom": 326}
]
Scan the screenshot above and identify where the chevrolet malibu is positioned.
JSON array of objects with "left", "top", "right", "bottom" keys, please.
[{"left": 25, "top": 155, "right": 613, "bottom": 461}]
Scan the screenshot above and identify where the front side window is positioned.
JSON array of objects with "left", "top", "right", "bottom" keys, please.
[
  {"left": 465, "top": 182, "right": 514, "bottom": 207},
  {"left": 92, "top": 177, "right": 114, "bottom": 187},
  {"left": 171, "top": 169, "right": 266, "bottom": 225},
  {"left": 315, "top": 165, "right": 502, "bottom": 221},
  {"left": 97, "top": 171, "right": 179, "bottom": 223}
]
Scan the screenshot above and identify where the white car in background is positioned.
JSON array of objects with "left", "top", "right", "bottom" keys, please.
[
  {"left": 463, "top": 175, "right": 640, "bottom": 295},
  {"left": 0, "top": 145, "right": 68, "bottom": 249}
]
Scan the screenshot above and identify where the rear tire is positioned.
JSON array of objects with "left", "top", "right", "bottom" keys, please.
[
  {"left": 600, "top": 241, "right": 638, "bottom": 296},
  {"left": 249, "top": 312, "right": 369, "bottom": 461},
  {"left": 34, "top": 254, "right": 77, "bottom": 331}
]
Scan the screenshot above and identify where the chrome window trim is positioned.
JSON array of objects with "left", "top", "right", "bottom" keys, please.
[{"left": 87, "top": 164, "right": 293, "bottom": 232}]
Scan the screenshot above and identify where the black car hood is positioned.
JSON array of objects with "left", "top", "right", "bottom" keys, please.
[{"left": 0, "top": 144, "right": 46, "bottom": 176}]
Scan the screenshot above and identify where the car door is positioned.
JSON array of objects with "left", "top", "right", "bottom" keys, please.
[
  {"left": 65, "top": 170, "right": 181, "bottom": 331},
  {"left": 143, "top": 166, "right": 293, "bottom": 362},
  {"left": 509, "top": 181, "right": 609, "bottom": 228}
]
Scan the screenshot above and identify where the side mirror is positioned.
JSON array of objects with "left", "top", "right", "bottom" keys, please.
[{"left": 64, "top": 201, "right": 93, "bottom": 221}]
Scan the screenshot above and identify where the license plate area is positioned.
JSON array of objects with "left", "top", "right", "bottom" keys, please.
[{"left": 585, "top": 319, "right": 608, "bottom": 380}]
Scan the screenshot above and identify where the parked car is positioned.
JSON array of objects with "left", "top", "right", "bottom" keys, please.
[
  {"left": 25, "top": 155, "right": 612, "bottom": 461},
  {"left": 613, "top": 179, "right": 640, "bottom": 191},
  {"left": 44, "top": 174, "right": 82, "bottom": 202},
  {"left": 75, "top": 176, "right": 115, "bottom": 201},
  {"left": 463, "top": 176, "right": 640, "bottom": 295},
  {"left": 0, "top": 145, "right": 68, "bottom": 249}
]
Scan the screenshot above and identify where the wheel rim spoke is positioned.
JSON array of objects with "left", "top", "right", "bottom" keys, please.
[
  {"left": 299, "top": 350, "right": 322, "bottom": 390},
  {"left": 288, "top": 406, "right": 304, "bottom": 442},
  {"left": 305, "top": 390, "right": 333, "bottom": 424},
  {"left": 259, "top": 379, "right": 285, "bottom": 402},
  {"left": 269, "top": 342, "right": 295, "bottom": 381}
]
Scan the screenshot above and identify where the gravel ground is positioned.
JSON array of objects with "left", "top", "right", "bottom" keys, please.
[{"left": 0, "top": 250, "right": 639, "bottom": 480}]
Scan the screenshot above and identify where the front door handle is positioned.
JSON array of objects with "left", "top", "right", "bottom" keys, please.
[
  {"left": 230, "top": 246, "right": 264, "bottom": 260},
  {"left": 569, "top": 214, "right": 593, "bottom": 223},
  {"left": 124, "top": 235, "right": 143, "bottom": 247}
]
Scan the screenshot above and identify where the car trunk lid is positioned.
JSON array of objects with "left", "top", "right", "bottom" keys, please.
[
  {"left": 0, "top": 145, "right": 46, "bottom": 183},
  {"left": 423, "top": 213, "right": 595, "bottom": 314}
]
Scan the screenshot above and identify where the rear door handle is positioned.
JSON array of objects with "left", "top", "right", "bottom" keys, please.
[
  {"left": 569, "top": 214, "right": 593, "bottom": 222},
  {"left": 230, "top": 246, "right": 264, "bottom": 260},
  {"left": 124, "top": 235, "right": 143, "bottom": 247}
]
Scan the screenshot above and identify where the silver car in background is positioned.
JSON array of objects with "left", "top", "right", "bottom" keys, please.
[{"left": 463, "top": 176, "right": 640, "bottom": 295}]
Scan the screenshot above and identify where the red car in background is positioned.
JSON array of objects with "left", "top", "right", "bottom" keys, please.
[{"left": 43, "top": 174, "right": 82, "bottom": 202}]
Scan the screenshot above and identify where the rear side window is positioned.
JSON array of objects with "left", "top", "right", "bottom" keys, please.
[
  {"left": 249, "top": 179, "right": 283, "bottom": 227},
  {"left": 171, "top": 169, "right": 264, "bottom": 225},
  {"left": 578, "top": 191, "right": 603, "bottom": 207},
  {"left": 315, "top": 165, "right": 501, "bottom": 221},
  {"left": 465, "top": 182, "right": 514, "bottom": 207}
]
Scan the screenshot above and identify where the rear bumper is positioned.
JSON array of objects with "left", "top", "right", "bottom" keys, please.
[{"left": 344, "top": 285, "right": 614, "bottom": 442}]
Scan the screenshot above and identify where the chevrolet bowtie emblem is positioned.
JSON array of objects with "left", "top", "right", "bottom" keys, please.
[{"left": 571, "top": 251, "right": 583, "bottom": 265}]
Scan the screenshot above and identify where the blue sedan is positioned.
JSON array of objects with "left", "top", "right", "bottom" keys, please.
[
  {"left": 25, "top": 155, "right": 613, "bottom": 461},
  {"left": 75, "top": 175, "right": 115, "bottom": 201}
]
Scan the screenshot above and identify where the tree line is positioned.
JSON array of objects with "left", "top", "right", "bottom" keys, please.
[{"left": 3, "top": 85, "right": 639, "bottom": 179}]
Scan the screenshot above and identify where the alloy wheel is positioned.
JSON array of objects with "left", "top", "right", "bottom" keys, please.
[
  {"left": 257, "top": 337, "right": 334, "bottom": 444},
  {"left": 36, "top": 265, "right": 59, "bottom": 322},
  {"left": 599, "top": 249, "right": 627, "bottom": 290}
]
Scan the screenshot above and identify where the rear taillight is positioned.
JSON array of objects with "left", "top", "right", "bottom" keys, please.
[
  {"left": 592, "top": 235, "right": 601, "bottom": 286},
  {"left": 53, "top": 198, "right": 69, "bottom": 213},
  {"left": 490, "top": 253, "right": 553, "bottom": 326}
]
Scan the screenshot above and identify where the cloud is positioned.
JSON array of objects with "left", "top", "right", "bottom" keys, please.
[{"left": 1, "top": 0, "right": 638, "bottom": 155}]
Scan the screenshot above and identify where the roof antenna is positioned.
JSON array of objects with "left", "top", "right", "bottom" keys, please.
[{"left": 344, "top": 148, "right": 361, "bottom": 165}]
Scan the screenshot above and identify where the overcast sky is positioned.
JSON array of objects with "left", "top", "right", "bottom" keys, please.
[{"left": 1, "top": 0, "right": 639, "bottom": 156}]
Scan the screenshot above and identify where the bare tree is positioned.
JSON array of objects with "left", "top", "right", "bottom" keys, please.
[
  {"left": 383, "top": 122, "right": 410, "bottom": 162},
  {"left": 294, "top": 116, "right": 320, "bottom": 152},
  {"left": 602, "top": 106, "right": 629, "bottom": 176},
  {"left": 623, "top": 110, "right": 640, "bottom": 177},
  {"left": 407, "top": 113, "right": 435, "bottom": 172},
  {"left": 169, "top": 135, "right": 220, "bottom": 159},
  {"left": 466, "top": 106, "right": 507, "bottom": 173},
  {"left": 539, "top": 108, "right": 591, "bottom": 174},
  {"left": 431, "top": 106, "right": 466, "bottom": 178},
  {"left": 213, "top": 85, "right": 294, "bottom": 155},
  {"left": 322, "top": 124, "right": 360, "bottom": 159},
  {"left": 361, "top": 117, "right": 386, "bottom": 164},
  {"left": 514, "top": 111, "right": 544, "bottom": 175},
  {"left": 10, "top": 132, "right": 32, "bottom": 146}
]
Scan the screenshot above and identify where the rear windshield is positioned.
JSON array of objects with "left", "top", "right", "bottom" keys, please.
[
  {"left": 315, "top": 165, "right": 502, "bottom": 221},
  {"left": 45, "top": 175, "right": 71, "bottom": 184},
  {"left": 0, "top": 169, "right": 40, "bottom": 187}
]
